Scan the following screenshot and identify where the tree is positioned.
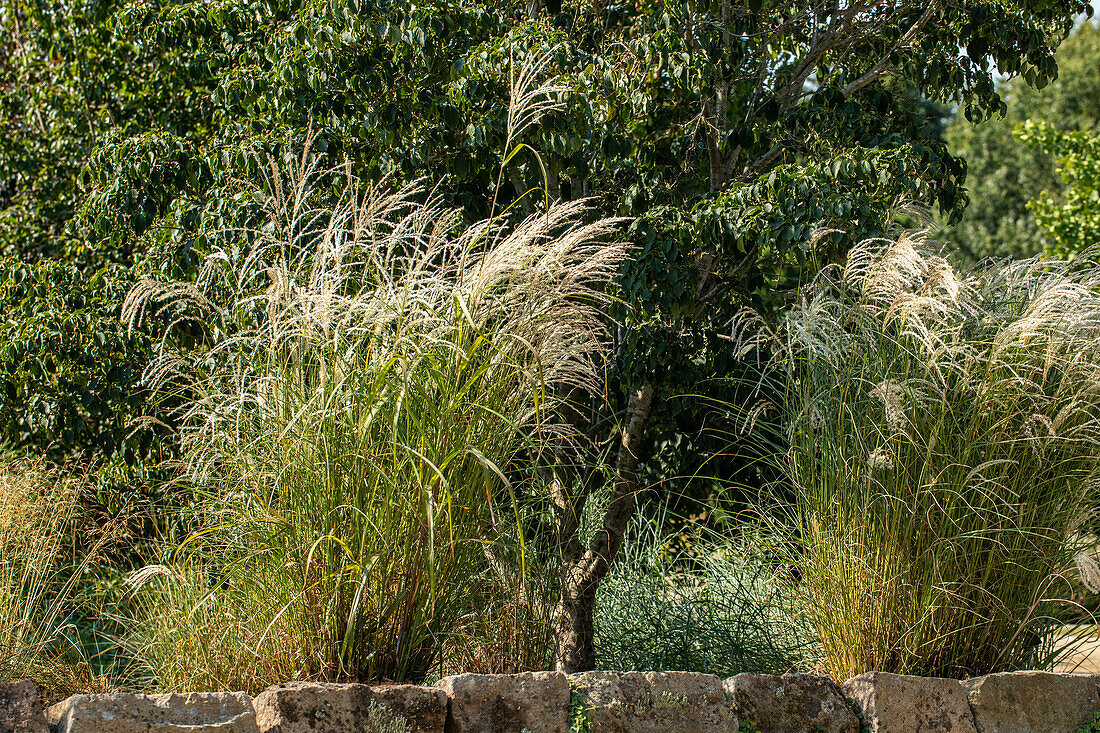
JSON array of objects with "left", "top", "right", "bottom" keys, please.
[
  {"left": 0, "top": 0, "right": 1090, "bottom": 672},
  {"left": 939, "top": 18, "right": 1100, "bottom": 263},
  {"left": 1016, "top": 120, "right": 1100, "bottom": 256}
]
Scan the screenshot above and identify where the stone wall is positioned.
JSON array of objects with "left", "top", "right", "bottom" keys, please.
[{"left": 2, "top": 669, "right": 1099, "bottom": 733}]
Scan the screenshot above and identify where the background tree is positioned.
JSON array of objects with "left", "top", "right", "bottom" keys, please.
[
  {"left": 543, "top": 0, "right": 1091, "bottom": 671},
  {"left": 1015, "top": 119, "right": 1100, "bottom": 256},
  {"left": 939, "top": 18, "right": 1100, "bottom": 263}
]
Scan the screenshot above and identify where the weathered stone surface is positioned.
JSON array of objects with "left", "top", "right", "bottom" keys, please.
[
  {"left": 47, "top": 692, "right": 257, "bottom": 733},
  {"left": 964, "top": 671, "right": 1100, "bottom": 733},
  {"left": 723, "top": 673, "right": 857, "bottom": 733},
  {"left": 568, "top": 671, "right": 737, "bottom": 733},
  {"left": 842, "top": 672, "right": 976, "bottom": 733},
  {"left": 0, "top": 680, "right": 46, "bottom": 733},
  {"left": 436, "top": 671, "right": 568, "bottom": 733},
  {"left": 253, "top": 682, "right": 445, "bottom": 733}
]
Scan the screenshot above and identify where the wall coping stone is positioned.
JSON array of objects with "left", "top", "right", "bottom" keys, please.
[
  {"left": 252, "top": 681, "right": 446, "bottom": 733},
  {"left": 5, "top": 668, "right": 1100, "bottom": 733},
  {"left": 0, "top": 680, "right": 47, "bottom": 733},
  {"left": 843, "top": 671, "right": 977, "bottom": 733},
  {"left": 723, "top": 673, "right": 858, "bottom": 733},
  {"left": 964, "top": 671, "right": 1100, "bottom": 733},
  {"left": 436, "top": 671, "right": 568, "bottom": 733},
  {"left": 47, "top": 692, "right": 257, "bottom": 733},
  {"left": 567, "top": 670, "right": 738, "bottom": 733}
]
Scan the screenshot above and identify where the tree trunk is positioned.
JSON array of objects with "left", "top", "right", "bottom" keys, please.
[{"left": 553, "top": 382, "right": 655, "bottom": 672}]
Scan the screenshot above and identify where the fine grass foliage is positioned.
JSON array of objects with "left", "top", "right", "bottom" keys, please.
[
  {"left": 0, "top": 456, "right": 105, "bottom": 698},
  {"left": 593, "top": 508, "right": 814, "bottom": 677},
  {"left": 759, "top": 233, "right": 1100, "bottom": 680},
  {"left": 120, "top": 146, "right": 627, "bottom": 690},
  {"left": 436, "top": 533, "right": 559, "bottom": 676}
]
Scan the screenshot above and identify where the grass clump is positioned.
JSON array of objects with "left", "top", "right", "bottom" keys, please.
[
  {"left": 120, "top": 148, "right": 626, "bottom": 691},
  {"left": 0, "top": 456, "right": 106, "bottom": 698},
  {"left": 763, "top": 233, "right": 1100, "bottom": 680},
  {"left": 593, "top": 509, "right": 813, "bottom": 677}
]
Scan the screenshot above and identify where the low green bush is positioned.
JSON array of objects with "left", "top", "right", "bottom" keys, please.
[
  {"left": 593, "top": 508, "right": 815, "bottom": 677},
  {"left": 766, "top": 233, "right": 1100, "bottom": 679}
]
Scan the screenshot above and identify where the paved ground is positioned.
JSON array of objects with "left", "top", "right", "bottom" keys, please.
[{"left": 1053, "top": 626, "right": 1100, "bottom": 674}]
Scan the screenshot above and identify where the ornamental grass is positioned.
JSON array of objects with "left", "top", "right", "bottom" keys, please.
[
  {"left": 0, "top": 456, "right": 107, "bottom": 698},
  {"left": 762, "top": 234, "right": 1100, "bottom": 680},
  {"left": 120, "top": 147, "right": 626, "bottom": 690}
]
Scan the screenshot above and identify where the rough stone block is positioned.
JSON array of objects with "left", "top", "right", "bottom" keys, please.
[
  {"left": 723, "top": 673, "right": 857, "bottom": 733},
  {"left": 253, "top": 682, "right": 445, "bottom": 733},
  {"left": 568, "top": 671, "right": 737, "bottom": 733},
  {"left": 0, "top": 680, "right": 46, "bottom": 733},
  {"left": 47, "top": 692, "right": 257, "bottom": 733},
  {"left": 436, "top": 671, "right": 568, "bottom": 733},
  {"left": 964, "top": 671, "right": 1100, "bottom": 733},
  {"left": 842, "top": 672, "right": 976, "bottom": 733}
]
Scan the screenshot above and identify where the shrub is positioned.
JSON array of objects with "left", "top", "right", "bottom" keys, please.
[
  {"left": 593, "top": 508, "right": 815, "bottom": 677},
  {"left": 121, "top": 148, "right": 626, "bottom": 690},
  {"left": 0, "top": 259, "right": 160, "bottom": 489},
  {"left": 766, "top": 233, "right": 1100, "bottom": 680}
]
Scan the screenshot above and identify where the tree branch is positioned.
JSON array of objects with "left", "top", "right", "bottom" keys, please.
[{"left": 842, "top": 0, "right": 939, "bottom": 96}]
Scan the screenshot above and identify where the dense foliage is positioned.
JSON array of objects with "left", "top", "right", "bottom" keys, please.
[
  {"left": 0, "top": 260, "right": 159, "bottom": 489},
  {"left": 2, "top": 0, "right": 1088, "bottom": 471},
  {"left": 940, "top": 19, "right": 1100, "bottom": 262}
]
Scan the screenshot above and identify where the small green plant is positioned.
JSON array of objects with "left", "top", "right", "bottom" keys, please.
[
  {"left": 568, "top": 681, "right": 593, "bottom": 733},
  {"left": 1077, "top": 712, "right": 1100, "bottom": 733},
  {"left": 738, "top": 721, "right": 761, "bottom": 733},
  {"left": 364, "top": 702, "right": 410, "bottom": 733}
]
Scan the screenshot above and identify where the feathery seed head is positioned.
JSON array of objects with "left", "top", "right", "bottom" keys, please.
[
  {"left": 125, "top": 564, "right": 176, "bottom": 593},
  {"left": 867, "top": 447, "right": 894, "bottom": 472},
  {"left": 870, "top": 380, "right": 908, "bottom": 433},
  {"left": 1076, "top": 551, "right": 1100, "bottom": 595},
  {"left": 126, "top": 150, "right": 630, "bottom": 486}
]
